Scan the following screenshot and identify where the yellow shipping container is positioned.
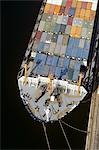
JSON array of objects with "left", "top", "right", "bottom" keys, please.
[
  {"left": 80, "top": 9, "right": 86, "bottom": 19},
  {"left": 44, "top": 4, "right": 51, "bottom": 13},
  {"left": 72, "top": 0, "right": 77, "bottom": 8},
  {"left": 75, "top": 27, "right": 82, "bottom": 38},
  {"left": 76, "top": 1, "right": 82, "bottom": 9},
  {"left": 75, "top": 8, "right": 80, "bottom": 17},
  {"left": 70, "top": 26, "right": 77, "bottom": 37},
  {"left": 87, "top": 2, "right": 92, "bottom": 10}
]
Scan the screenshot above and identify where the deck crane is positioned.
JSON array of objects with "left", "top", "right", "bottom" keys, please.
[
  {"left": 47, "top": 74, "right": 54, "bottom": 95},
  {"left": 23, "top": 64, "right": 28, "bottom": 85},
  {"left": 77, "top": 73, "right": 84, "bottom": 94}
]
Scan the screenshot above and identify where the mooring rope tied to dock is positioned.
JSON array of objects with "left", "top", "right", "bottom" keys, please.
[
  {"left": 59, "top": 120, "right": 72, "bottom": 150},
  {"left": 42, "top": 122, "right": 51, "bottom": 150},
  {"left": 61, "top": 120, "right": 87, "bottom": 133}
]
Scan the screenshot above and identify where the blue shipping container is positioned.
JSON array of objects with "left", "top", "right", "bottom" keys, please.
[
  {"left": 74, "top": 60, "right": 81, "bottom": 71},
  {"left": 73, "top": 38, "right": 80, "bottom": 48},
  {"left": 41, "top": 65, "right": 50, "bottom": 76},
  {"left": 69, "top": 8, "right": 75, "bottom": 16},
  {"left": 68, "top": 37, "right": 74, "bottom": 49},
  {"left": 65, "top": 47, "right": 71, "bottom": 56},
  {"left": 71, "top": 47, "right": 78, "bottom": 57},
  {"left": 63, "top": 58, "right": 70, "bottom": 69},
  {"left": 46, "top": 55, "right": 53, "bottom": 65},
  {"left": 58, "top": 57, "right": 64, "bottom": 67},
  {"left": 76, "top": 48, "right": 83, "bottom": 58},
  {"left": 84, "top": 40, "right": 90, "bottom": 51},
  {"left": 67, "top": 68, "right": 74, "bottom": 80},
  {"left": 55, "top": 67, "right": 62, "bottom": 78},
  {"left": 35, "top": 53, "right": 47, "bottom": 65},
  {"left": 37, "top": 42, "right": 45, "bottom": 52},
  {"left": 82, "top": 49, "right": 89, "bottom": 59},
  {"left": 72, "top": 70, "right": 80, "bottom": 81},
  {"left": 43, "top": 43, "right": 50, "bottom": 52},
  {"left": 51, "top": 56, "right": 59, "bottom": 66},
  {"left": 49, "top": 66, "right": 56, "bottom": 76}
]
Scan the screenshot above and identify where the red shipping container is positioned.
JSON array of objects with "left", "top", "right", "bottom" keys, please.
[
  {"left": 67, "top": 0, "right": 72, "bottom": 2},
  {"left": 35, "top": 31, "right": 42, "bottom": 40},
  {"left": 64, "top": 6, "right": 70, "bottom": 15},
  {"left": 81, "top": 2, "right": 87, "bottom": 9},
  {"left": 67, "top": 17, "right": 73, "bottom": 25},
  {"left": 48, "top": 4, "right": 55, "bottom": 14},
  {"left": 65, "top": 0, "right": 72, "bottom": 8}
]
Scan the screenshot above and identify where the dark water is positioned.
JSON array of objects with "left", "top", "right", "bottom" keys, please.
[{"left": 2, "top": 1, "right": 90, "bottom": 149}]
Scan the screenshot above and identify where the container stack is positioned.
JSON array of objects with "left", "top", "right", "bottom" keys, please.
[{"left": 31, "top": 0, "right": 98, "bottom": 82}]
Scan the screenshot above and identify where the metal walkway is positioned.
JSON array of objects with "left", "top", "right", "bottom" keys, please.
[{"left": 85, "top": 87, "right": 99, "bottom": 150}]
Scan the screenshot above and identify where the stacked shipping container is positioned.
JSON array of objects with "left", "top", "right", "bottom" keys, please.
[{"left": 31, "top": 0, "right": 98, "bottom": 82}]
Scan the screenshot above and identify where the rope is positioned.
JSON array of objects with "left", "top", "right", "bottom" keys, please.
[
  {"left": 59, "top": 120, "right": 72, "bottom": 150},
  {"left": 42, "top": 122, "right": 51, "bottom": 150},
  {"left": 61, "top": 120, "right": 87, "bottom": 134}
]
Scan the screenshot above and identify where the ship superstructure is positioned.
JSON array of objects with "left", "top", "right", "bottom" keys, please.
[{"left": 17, "top": 0, "right": 98, "bottom": 123}]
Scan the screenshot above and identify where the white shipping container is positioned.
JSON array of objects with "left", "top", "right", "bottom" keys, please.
[
  {"left": 40, "top": 32, "right": 47, "bottom": 42},
  {"left": 65, "top": 25, "right": 71, "bottom": 35},
  {"left": 47, "top": 0, "right": 62, "bottom": 5},
  {"left": 79, "top": 39, "right": 85, "bottom": 48},
  {"left": 60, "top": 45, "right": 67, "bottom": 56},
  {"left": 81, "top": 28, "right": 87, "bottom": 39},
  {"left": 78, "top": 0, "right": 97, "bottom": 2},
  {"left": 49, "top": 42, "right": 56, "bottom": 53},
  {"left": 57, "top": 15, "right": 63, "bottom": 24},
  {"left": 86, "top": 29, "right": 93, "bottom": 39},
  {"left": 54, "top": 43, "right": 61, "bottom": 55},
  {"left": 91, "top": 2, "right": 97, "bottom": 11},
  {"left": 73, "top": 18, "right": 83, "bottom": 27},
  {"left": 62, "top": 16, "right": 68, "bottom": 25},
  {"left": 57, "top": 35, "right": 63, "bottom": 44},
  {"left": 38, "top": 21, "right": 45, "bottom": 31}
]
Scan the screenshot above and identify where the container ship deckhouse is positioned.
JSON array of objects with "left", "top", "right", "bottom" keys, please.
[{"left": 17, "top": 0, "right": 98, "bottom": 123}]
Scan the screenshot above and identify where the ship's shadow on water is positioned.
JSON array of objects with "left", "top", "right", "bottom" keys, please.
[{"left": 2, "top": 1, "right": 98, "bottom": 150}]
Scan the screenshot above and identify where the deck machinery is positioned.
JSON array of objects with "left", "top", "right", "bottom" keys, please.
[{"left": 17, "top": 0, "right": 98, "bottom": 123}]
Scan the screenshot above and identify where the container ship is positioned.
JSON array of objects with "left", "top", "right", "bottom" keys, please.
[{"left": 17, "top": 0, "right": 98, "bottom": 123}]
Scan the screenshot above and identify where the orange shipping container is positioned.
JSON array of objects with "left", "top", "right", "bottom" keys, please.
[
  {"left": 54, "top": 5, "right": 61, "bottom": 15},
  {"left": 87, "top": 2, "right": 92, "bottom": 10},
  {"left": 44, "top": 4, "right": 51, "bottom": 13},
  {"left": 75, "top": 27, "right": 82, "bottom": 38},
  {"left": 70, "top": 26, "right": 77, "bottom": 37},
  {"left": 80, "top": 9, "right": 86, "bottom": 19},
  {"left": 90, "top": 10, "right": 96, "bottom": 21},
  {"left": 48, "top": 4, "right": 55, "bottom": 14},
  {"left": 72, "top": 0, "right": 77, "bottom": 8},
  {"left": 75, "top": 8, "right": 80, "bottom": 17},
  {"left": 76, "top": 1, "right": 82, "bottom": 9},
  {"left": 85, "top": 9, "right": 91, "bottom": 21}
]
